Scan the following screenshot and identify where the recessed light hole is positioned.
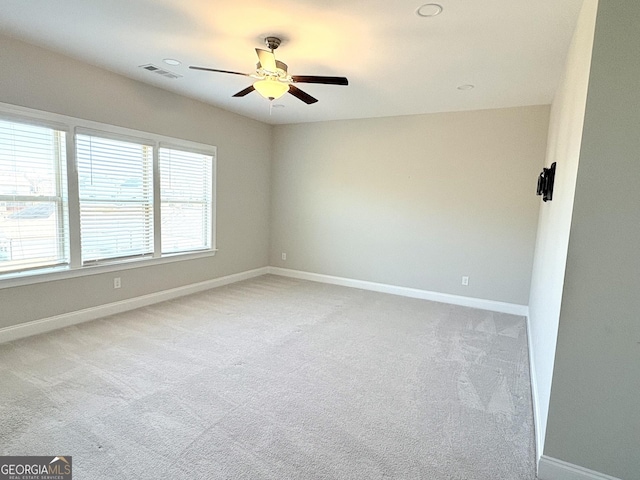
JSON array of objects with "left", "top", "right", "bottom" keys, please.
[{"left": 417, "top": 3, "right": 443, "bottom": 17}]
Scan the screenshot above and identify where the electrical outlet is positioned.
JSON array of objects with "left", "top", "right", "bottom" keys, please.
[
  {"left": 113, "top": 277, "right": 121, "bottom": 289},
  {"left": 462, "top": 276, "right": 469, "bottom": 286},
  {"left": 281, "top": 252, "right": 287, "bottom": 261}
]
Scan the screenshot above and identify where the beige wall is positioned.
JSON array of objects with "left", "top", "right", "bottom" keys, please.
[
  {"left": 271, "top": 106, "right": 549, "bottom": 305},
  {"left": 544, "top": 1, "right": 640, "bottom": 478},
  {"left": 0, "top": 35, "right": 272, "bottom": 327},
  {"left": 527, "top": 0, "right": 598, "bottom": 460}
]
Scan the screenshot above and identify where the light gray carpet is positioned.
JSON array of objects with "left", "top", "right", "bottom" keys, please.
[{"left": 0, "top": 275, "right": 536, "bottom": 479}]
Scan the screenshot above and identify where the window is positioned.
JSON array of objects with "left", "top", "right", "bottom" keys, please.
[
  {"left": 159, "top": 147, "right": 213, "bottom": 254},
  {"left": 0, "top": 105, "right": 216, "bottom": 281},
  {"left": 76, "top": 134, "right": 154, "bottom": 263},
  {"left": 0, "top": 119, "right": 68, "bottom": 273}
]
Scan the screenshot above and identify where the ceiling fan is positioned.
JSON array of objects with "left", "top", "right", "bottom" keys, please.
[{"left": 189, "top": 36, "right": 348, "bottom": 104}]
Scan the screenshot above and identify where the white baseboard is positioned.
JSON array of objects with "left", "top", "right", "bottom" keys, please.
[
  {"left": 1, "top": 265, "right": 528, "bottom": 344},
  {"left": 538, "top": 456, "right": 621, "bottom": 480},
  {"left": 526, "top": 313, "right": 543, "bottom": 465},
  {"left": 267, "top": 267, "right": 529, "bottom": 316},
  {"left": 0, "top": 267, "right": 269, "bottom": 344}
]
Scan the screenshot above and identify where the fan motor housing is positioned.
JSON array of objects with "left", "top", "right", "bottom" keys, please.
[
  {"left": 265, "top": 36, "right": 282, "bottom": 50},
  {"left": 256, "top": 60, "right": 289, "bottom": 77}
]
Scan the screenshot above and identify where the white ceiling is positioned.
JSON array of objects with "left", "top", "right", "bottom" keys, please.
[{"left": 0, "top": 0, "right": 584, "bottom": 125}]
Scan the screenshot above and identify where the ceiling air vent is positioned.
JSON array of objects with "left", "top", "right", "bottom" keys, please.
[{"left": 139, "top": 64, "right": 182, "bottom": 79}]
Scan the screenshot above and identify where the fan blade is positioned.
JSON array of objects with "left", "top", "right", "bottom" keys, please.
[
  {"left": 189, "top": 66, "right": 249, "bottom": 76},
  {"left": 292, "top": 75, "right": 349, "bottom": 86},
  {"left": 232, "top": 85, "right": 255, "bottom": 97},
  {"left": 288, "top": 85, "right": 318, "bottom": 104},
  {"left": 255, "top": 49, "right": 277, "bottom": 72}
]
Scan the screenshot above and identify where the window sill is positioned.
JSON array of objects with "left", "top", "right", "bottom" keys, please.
[{"left": 0, "top": 249, "right": 218, "bottom": 290}]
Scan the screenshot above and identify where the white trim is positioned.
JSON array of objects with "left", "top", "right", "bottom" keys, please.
[
  {"left": 268, "top": 267, "right": 529, "bottom": 316},
  {"left": 0, "top": 267, "right": 269, "bottom": 344},
  {"left": 526, "top": 312, "right": 543, "bottom": 465},
  {"left": 538, "top": 456, "right": 621, "bottom": 480},
  {"left": 0, "top": 101, "right": 217, "bottom": 153},
  {"left": 75, "top": 126, "right": 155, "bottom": 147},
  {"left": 0, "top": 249, "right": 218, "bottom": 289}
]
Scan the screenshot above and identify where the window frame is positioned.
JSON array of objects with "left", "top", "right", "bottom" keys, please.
[
  {"left": 76, "top": 130, "right": 156, "bottom": 265},
  {"left": 0, "top": 102, "right": 217, "bottom": 289},
  {"left": 0, "top": 116, "right": 70, "bottom": 273},
  {"left": 158, "top": 143, "right": 214, "bottom": 255}
]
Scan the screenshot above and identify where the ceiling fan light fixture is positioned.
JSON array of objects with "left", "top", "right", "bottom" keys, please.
[
  {"left": 253, "top": 79, "right": 289, "bottom": 100},
  {"left": 190, "top": 36, "right": 346, "bottom": 105}
]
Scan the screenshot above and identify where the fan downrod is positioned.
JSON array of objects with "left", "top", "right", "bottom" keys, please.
[{"left": 265, "top": 36, "right": 282, "bottom": 51}]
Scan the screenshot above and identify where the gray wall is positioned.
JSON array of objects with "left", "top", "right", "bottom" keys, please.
[
  {"left": 527, "top": 0, "right": 598, "bottom": 458},
  {"left": 544, "top": 1, "right": 640, "bottom": 478},
  {"left": 0, "top": 35, "right": 272, "bottom": 327},
  {"left": 271, "top": 107, "right": 549, "bottom": 305}
]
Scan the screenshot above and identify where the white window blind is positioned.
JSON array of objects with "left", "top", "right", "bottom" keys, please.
[
  {"left": 0, "top": 119, "right": 68, "bottom": 274},
  {"left": 159, "top": 147, "right": 212, "bottom": 254},
  {"left": 76, "top": 134, "right": 154, "bottom": 264}
]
